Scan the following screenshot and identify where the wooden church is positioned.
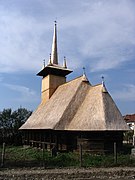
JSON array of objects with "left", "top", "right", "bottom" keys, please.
[{"left": 20, "top": 22, "right": 129, "bottom": 153}]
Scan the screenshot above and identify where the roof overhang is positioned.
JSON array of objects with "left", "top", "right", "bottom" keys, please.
[{"left": 37, "top": 65, "right": 72, "bottom": 77}]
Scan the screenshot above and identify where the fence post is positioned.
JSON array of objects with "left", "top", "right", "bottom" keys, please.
[
  {"left": 1, "top": 142, "right": 6, "bottom": 167},
  {"left": 42, "top": 143, "right": 45, "bottom": 168},
  {"left": 79, "top": 144, "right": 83, "bottom": 167},
  {"left": 114, "top": 142, "right": 117, "bottom": 164}
]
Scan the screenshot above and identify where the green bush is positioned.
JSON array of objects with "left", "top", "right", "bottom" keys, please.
[
  {"left": 46, "top": 152, "right": 79, "bottom": 167},
  {"left": 83, "top": 154, "right": 114, "bottom": 167}
]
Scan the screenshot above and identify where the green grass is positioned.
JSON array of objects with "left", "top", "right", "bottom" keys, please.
[
  {"left": 0, "top": 146, "right": 135, "bottom": 168},
  {"left": 82, "top": 153, "right": 135, "bottom": 167}
]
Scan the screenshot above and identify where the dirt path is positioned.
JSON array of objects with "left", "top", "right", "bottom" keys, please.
[{"left": 0, "top": 167, "right": 135, "bottom": 179}]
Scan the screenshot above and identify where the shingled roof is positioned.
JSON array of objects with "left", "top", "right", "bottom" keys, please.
[
  {"left": 20, "top": 75, "right": 129, "bottom": 131},
  {"left": 124, "top": 114, "right": 135, "bottom": 123}
]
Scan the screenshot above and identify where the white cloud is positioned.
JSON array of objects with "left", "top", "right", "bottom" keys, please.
[
  {"left": 62, "top": 0, "right": 135, "bottom": 72},
  {"left": 4, "top": 83, "right": 39, "bottom": 103},
  {"left": 0, "top": 0, "right": 135, "bottom": 73},
  {"left": 59, "top": 1, "right": 135, "bottom": 70},
  {"left": 0, "top": 6, "right": 52, "bottom": 73},
  {"left": 113, "top": 84, "right": 135, "bottom": 101}
]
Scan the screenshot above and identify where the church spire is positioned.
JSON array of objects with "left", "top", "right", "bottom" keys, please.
[
  {"left": 37, "top": 22, "right": 72, "bottom": 104},
  {"left": 37, "top": 22, "right": 72, "bottom": 78},
  {"left": 51, "top": 21, "right": 58, "bottom": 65}
]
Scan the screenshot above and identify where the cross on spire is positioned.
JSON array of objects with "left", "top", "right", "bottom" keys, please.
[
  {"left": 101, "top": 76, "right": 105, "bottom": 87},
  {"left": 101, "top": 76, "right": 104, "bottom": 83},
  {"left": 83, "top": 67, "right": 86, "bottom": 75},
  {"left": 101, "top": 76, "right": 107, "bottom": 92},
  {"left": 82, "top": 67, "right": 89, "bottom": 82}
]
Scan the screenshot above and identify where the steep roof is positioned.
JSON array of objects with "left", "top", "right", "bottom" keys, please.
[{"left": 20, "top": 76, "right": 129, "bottom": 131}]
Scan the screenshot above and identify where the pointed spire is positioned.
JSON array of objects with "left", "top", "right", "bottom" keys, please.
[
  {"left": 43, "top": 59, "right": 45, "bottom": 68},
  {"left": 48, "top": 53, "right": 52, "bottom": 64},
  {"left": 82, "top": 67, "right": 89, "bottom": 82},
  {"left": 63, "top": 56, "right": 67, "bottom": 68},
  {"left": 101, "top": 76, "right": 105, "bottom": 86},
  {"left": 51, "top": 21, "right": 58, "bottom": 65},
  {"left": 101, "top": 76, "right": 107, "bottom": 93}
]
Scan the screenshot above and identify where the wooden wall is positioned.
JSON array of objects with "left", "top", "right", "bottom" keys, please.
[{"left": 22, "top": 130, "right": 124, "bottom": 153}]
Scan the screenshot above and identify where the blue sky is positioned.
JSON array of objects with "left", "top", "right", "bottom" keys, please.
[{"left": 0, "top": 0, "right": 135, "bottom": 115}]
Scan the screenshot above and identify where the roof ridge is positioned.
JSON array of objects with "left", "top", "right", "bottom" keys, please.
[
  {"left": 67, "top": 75, "right": 84, "bottom": 82},
  {"left": 56, "top": 75, "right": 90, "bottom": 89},
  {"left": 54, "top": 80, "right": 90, "bottom": 130},
  {"left": 69, "top": 75, "right": 91, "bottom": 84},
  {"left": 101, "top": 89, "right": 108, "bottom": 129}
]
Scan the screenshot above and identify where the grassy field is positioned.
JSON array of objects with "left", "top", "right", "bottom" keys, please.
[{"left": 0, "top": 145, "right": 135, "bottom": 168}]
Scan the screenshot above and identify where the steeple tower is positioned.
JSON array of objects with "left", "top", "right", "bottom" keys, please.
[
  {"left": 51, "top": 21, "right": 58, "bottom": 64},
  {"left": 37, "top": 22, "right": 72, "bottom": 104}
]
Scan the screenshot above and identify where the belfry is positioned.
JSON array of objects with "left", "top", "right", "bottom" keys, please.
[{"left": 37, "top": 22, "right": 72, "bottom": 104}]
